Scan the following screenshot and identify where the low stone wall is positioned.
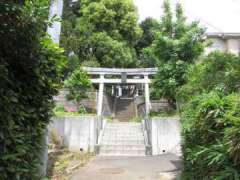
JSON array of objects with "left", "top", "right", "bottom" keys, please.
[
  {"left": 54, "top": 89, "right": 114, "bottom": 116},
  {"left": 49, "top": 116, "right": 98, "bottom": 152},
  {"left": 150, "top": 117, "right": 181, "bottom": 156},
  {"left": 135, "top": 96, "right": 171, "bottom": 117},
  {"left": 151, "top": 99, "right": 170, "bottom": 112}
]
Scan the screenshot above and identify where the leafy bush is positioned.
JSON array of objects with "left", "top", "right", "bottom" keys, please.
[
  {"left": 180, "top": 52, "right": 240, "bottom": 179},
  {"left": 0, "top": 1, "right": 65, "bottom": 179},
  {"left": 64, "top": 68, "right": 91, "bottom": 108},
  {"left": 178, "top": 51, "right": 240, "bottom": 104},
  {"left": 181, "top": 92, "right": 240, "bottom": 179}
]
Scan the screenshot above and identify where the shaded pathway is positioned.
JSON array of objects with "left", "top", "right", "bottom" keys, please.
[{"left": 70, "top": 154, "right": 182, "bottom": 180}]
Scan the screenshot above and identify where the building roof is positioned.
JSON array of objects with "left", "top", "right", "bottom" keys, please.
[{"left": 206, "top": 32, "right": 240, "bottom": 39}]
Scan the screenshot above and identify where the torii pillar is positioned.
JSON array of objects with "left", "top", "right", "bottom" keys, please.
[
  {"left": 144, "top": 74, "right": 151, "bottom": 115},
  {"left": 97, "top": 74, "right": 105, "bottom": 116}
]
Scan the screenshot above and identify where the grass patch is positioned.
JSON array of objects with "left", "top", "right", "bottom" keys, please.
[
  {"left": 129, "top": 116, "right": 142, "bottom": 122},
  {"left": 47, "top": 150, "right": 93, "bottom": 180},
  {"left": 53, "top": 105, "right": 94, "bottom": 117},
  {"left": 105, "top": 115, "right": 114, "bottom": 122}
]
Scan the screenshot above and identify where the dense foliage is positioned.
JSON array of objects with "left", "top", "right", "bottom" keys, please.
[
  {"left": 135, "top": 17, "right": 160, "bottom": 67},
  {"left": 61, "top": 0, "right": 142, "bottom": 69},
  {"left": 178, "top": 52, "right": 240, "bottom": 103},
  {"left": 146, "top": 0, "right": 206, "bottom": 105},
  {"left": 180, "top": 52, "right": 240, "bottom": 179},
  {"left": 0, "top": 1, "right": 65, "bottom": 178},
  {"left": 64, "top": 68, "right": 91, "bottom": 109},
  {"left": 181, "top": 92, "right": 240, "bottom": 179}
]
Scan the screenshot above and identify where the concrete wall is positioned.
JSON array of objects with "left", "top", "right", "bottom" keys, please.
[
  {"left": 151, "top": 117, "right": 181, "bottom": 156},
  {"left": 49, "top": 116, "right": 98, "bottom": 152}
]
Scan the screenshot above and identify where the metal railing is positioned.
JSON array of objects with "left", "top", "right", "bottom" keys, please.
[
  {"left": 95, "top": 116, "right": 103, "bottom": 145},
  {"left": 143, "top": 116, "right": 152, "bottom": 155}
]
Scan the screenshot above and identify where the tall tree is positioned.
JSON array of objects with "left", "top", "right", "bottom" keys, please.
[
  {"left": 146, "top": 0, "right": 206, "bottom": 106},
  {"left": 61, "top": 0, "right": 142, "bottom": 68},
  {"left": 135, "top": 17, "right": 160, "bottom": 67}
]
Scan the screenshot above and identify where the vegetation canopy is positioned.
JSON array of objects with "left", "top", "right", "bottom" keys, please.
[
  {"left": 145, "top": 0, "right": 206, "bottom": 106},
  {"left": 61, "top": 0, "right": 142, "bottom": 69}
]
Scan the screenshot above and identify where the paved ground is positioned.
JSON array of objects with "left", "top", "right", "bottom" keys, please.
[{"left": 70, "top": 154, "right": 182, "bottom": 180}]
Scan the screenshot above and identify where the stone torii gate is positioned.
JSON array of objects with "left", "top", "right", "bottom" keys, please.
[{"left": 83, "top": 67, "right": 157, "bottom": 117}]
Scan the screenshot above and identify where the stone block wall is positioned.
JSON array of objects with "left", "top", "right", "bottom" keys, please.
[
  {"left": 134, "top": 96, "right": 171, "bottom": 117},
  {"left": 54, "top": 89, "right": 114, "bottom": 116}
]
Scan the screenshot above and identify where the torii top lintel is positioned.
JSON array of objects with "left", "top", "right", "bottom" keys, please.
[{"left": 83, "top": 67, "right": 157, "bottom": 75}]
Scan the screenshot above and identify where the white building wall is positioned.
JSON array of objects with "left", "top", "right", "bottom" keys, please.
[
  {"left": 205, "top": 37, "right": 240, "bottom": 55},
  {"left": 205, "top": 38, "right": 227, "bottom": 54},
  {"left": 227, "top": 39, "right": 240, "bottom": 55}
]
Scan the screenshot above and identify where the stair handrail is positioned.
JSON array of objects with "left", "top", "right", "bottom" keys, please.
[
  {"left": 143, "top": 116, "right": 152, "bottom": 155},
  {"left": 95, "top": 115, "right": 103, "bottom": 144}
]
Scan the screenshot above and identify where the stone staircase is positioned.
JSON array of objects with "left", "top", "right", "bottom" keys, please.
[
  {"left": 115, "top": 97, "right": 136, "bottom": 122},
  {"left": 99, "top": 122, "right": 146, "bottom": 156}
]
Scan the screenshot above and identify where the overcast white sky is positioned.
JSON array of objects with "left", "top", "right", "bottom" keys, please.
[{"left": 133, "top": 0, "right": 240, "bottom": 33}]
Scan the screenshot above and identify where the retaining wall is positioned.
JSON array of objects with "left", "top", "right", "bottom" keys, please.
[
  {"left": 49, "top": 116, "right": 99, "bottom": 152},
  {"left": 54, "top": 89, "right": 114, "bottom": 116},
  {"left": 135, "top": 96, "right": 171, "bottom": 117},
  {"left": 150, "top": 117, "right": 181, "bottom": 156}
]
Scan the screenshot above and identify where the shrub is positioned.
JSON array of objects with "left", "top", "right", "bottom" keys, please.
[
  {"left": 181, "top": 92, "right": 240, "bottom": 179},
  {"left": 64, "top": 68, "right": 91, "bottom": 109},
  {"left": 178, "top": 51, "right": 240, "bottom": 104},
  {"left": 0, "top": 1, "right": 65, "bottom": 179}
]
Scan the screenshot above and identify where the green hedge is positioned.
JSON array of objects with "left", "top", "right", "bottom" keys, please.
[
  {"left": 178, "top": 52, "right": 240, "bottom": 103},
  {"left": 179, "top": 52, "right": 240, "bottom": 179},
  {"left": 0, "top": 1, "right": 65, "bottom": 179}
]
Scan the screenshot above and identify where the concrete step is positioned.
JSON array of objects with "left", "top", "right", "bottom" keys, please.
[
  {"left": 106, "top": 122, "right": 140, "bottom": 124},
  {"left": 106, "top": 126, "right": 142, "bottom": 128},
  {"left": 105, "top": 126, "right": 142, "bottom": 129},
  {"left": 99, "top": 149, "right": 146, "bottom": 156},
  {"left": 102, "top": 137, "right": 145, "bottom": 142},
  {"left": 104, "top": 131, "right": 143, "bottom": 134},
  {"left": 102, "top": 136, "right": 144, "bottom": 140},
  {"left": 99, "top": 122, "right": 146, "bottom": 156},
  {"left": 115, "top": 98, "right": 136, "bottom": 122},
  {"left": 100, "top": 145, "right": 145, "bottom": 151},
  {"left": 100, "top": 140, "right": 145, "bottom": 145},
  {"left": 102, "top": 133, "right": 144, "bottom": 137},
  {"left": 102, "top": 134, "right": 144, "bottom": 138}
]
